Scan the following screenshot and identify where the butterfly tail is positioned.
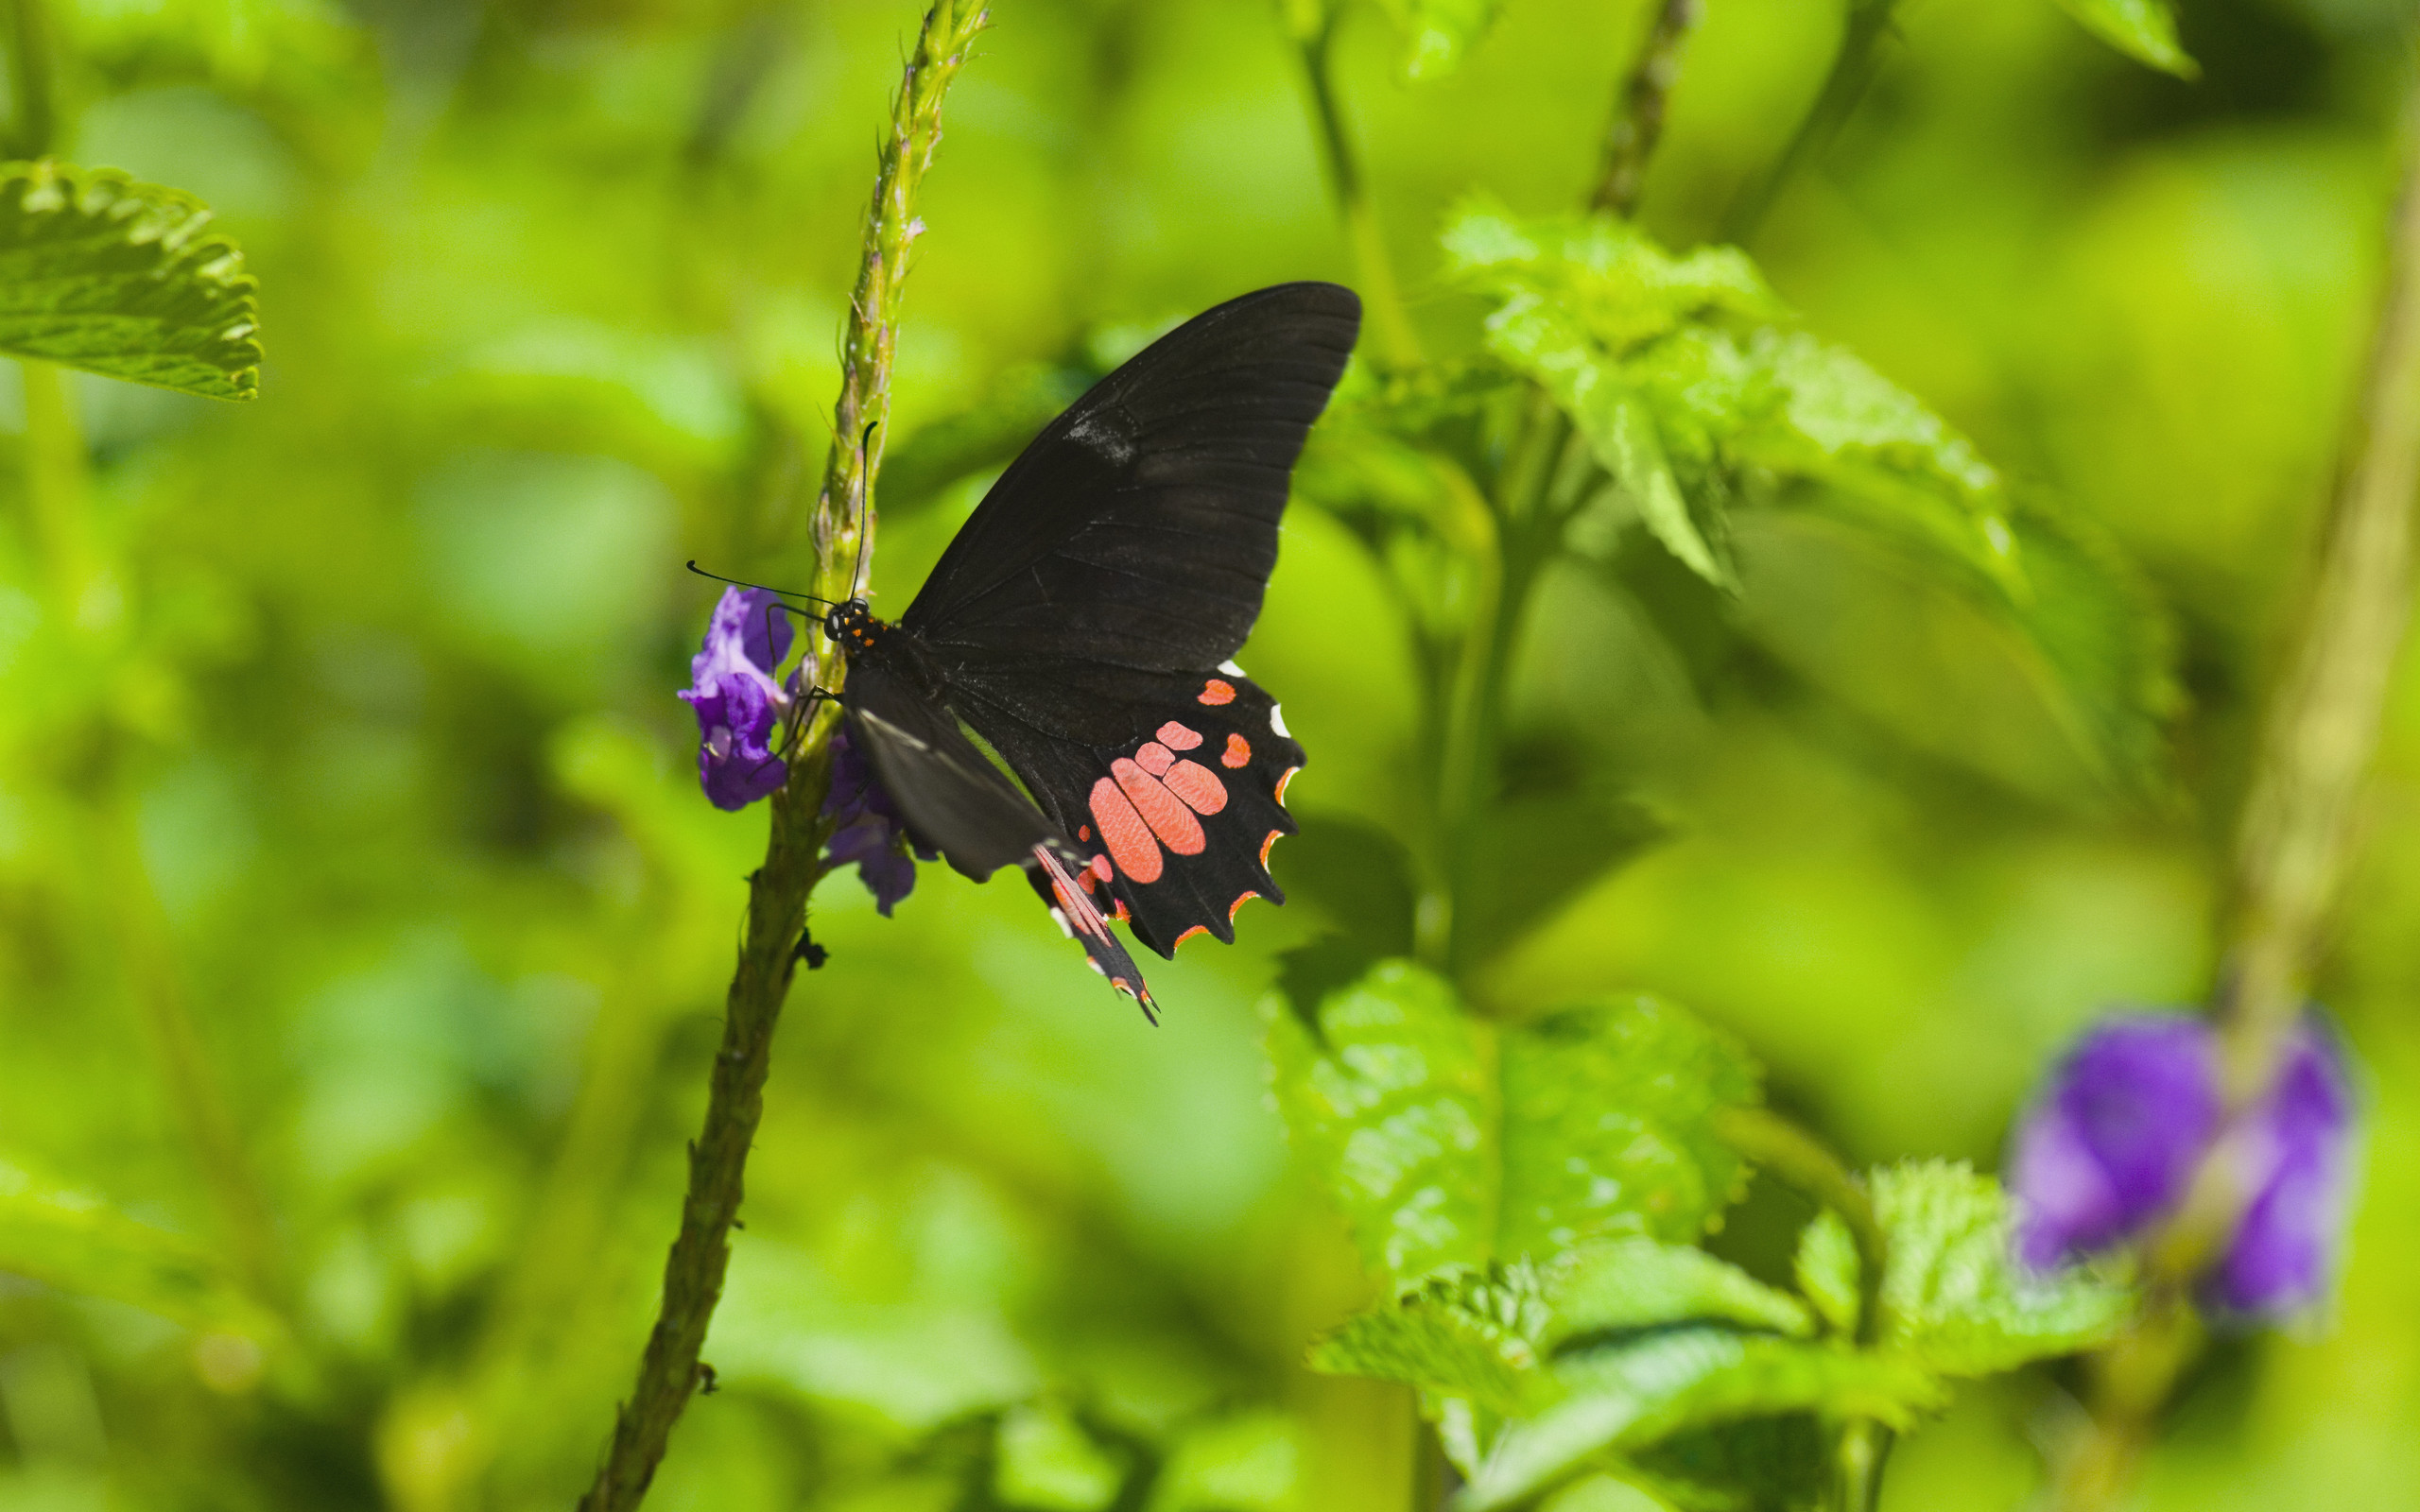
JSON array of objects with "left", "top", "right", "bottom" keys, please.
[{"left": 1028, "top": 843, "right": 1158, "bottom": 1023}]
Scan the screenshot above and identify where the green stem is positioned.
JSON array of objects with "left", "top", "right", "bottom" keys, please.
[
  {"left": 1719, "top": 0, "right": 1896, "bottom": 243},
  {"left": 8, "top": 0, "right": 54, "bottom": 158},
  {"left": 575, "top": 7, "right": 988, "bottom": 1508},
  {"left": 1593, "top": 0, "right": 1699, "bottom": 216},
  {"left": 1295, "top": 18, "right": 1421, "bottom": 367},
  {"left": 2053, "top": 49, "right": 2420, "bottom": 1512}
]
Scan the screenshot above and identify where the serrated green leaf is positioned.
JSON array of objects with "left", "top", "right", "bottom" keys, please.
[
  {"left": 1792, "top": 1211, "right": 1860, "bottom": 1338},
  {"left": 0, "top": 1154, "right": 276, "bottom": 1336},
  {"left": 1373, "top": 0, "right": 1502, "bottom": 78},
  {"left": 1629, "top": 1416, "right": 1833, "bottom": 1512},
  {"left": 2050, "top": 0, "right": 2198, "bottom": 77},
  {"left": 1443, "top": 204, "right": 1787, "bottom": 348},
  {"left": 1872, "top": 1161, "right": 2132, "bottom": 1377},
  {"left": 1264, "top": 967, "right": 1760, "bottom": 1290},
  {"left": 0, "top": 161, "right": 262, "bottom": 399},
  {"left": 1498, "top": 1000, "right": 1757, "bottom": 1257},
  {"left": 1455, "top": 1329, "right": 1944, "bottom": 1510},
  {"left": 1546, "top": 1241, "right": 1810, "bottom": 1349},
  {"left": 1308, "top": 1263, "right": 1557, "bottom": 1414},
  {"left": 994, "top": 1401, "right": 1124, "bottom": 1511}
]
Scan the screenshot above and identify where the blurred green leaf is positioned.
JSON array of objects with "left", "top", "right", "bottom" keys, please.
[
  {"left": 1872, "top": 1161, "right": 2132, "bottom": 1377},
  {"left": 1544, "top": 1240, "right": 1811, "bottom": 1349},
  {"left": 2050, "top": 0, "right": 2198, "bottom": 77},
  {"left": 1146, "top": 1411, "right": 1301, "bottom": 1512},
  {"left": 1308, "top": 1262, "right": 1556, "bottom": 1414},
  {"left": 0, "top": 1153, "right": 276, "bottom": 1336},
  {"left": 0, "top": 160, "right": 261, "bottom": 398},
  {"left": 1373, "top": 0, "right": 1503, "bottom": 78},
  {"left": 1792, "top": 1211, "right": 1860, "bottom": 1338},
  {"left": 994, "top": 1401, "right": 1125, "bottom": 1512},
  {"left": 67, "top": 0, "right": 375, "bottom": 109},
  {"left": 1459, "top": 783, "right": 1667, "bottom": 967},
  {"left": 1264, "top": 962, "right": 1758, "bottom": 1287},
  {"left": 1627, "top": 1416, "right": 1833, "bottom": 1512},
  {"left": 1455, "top": 1328, "right": 1944, "bottom": 1510},
  {"left": 1271, "top": 813, "right": 1420, "bottom": 960}
]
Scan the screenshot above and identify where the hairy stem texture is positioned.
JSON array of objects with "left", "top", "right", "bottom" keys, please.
[
  {"left": 1593, "top": 0, "right": 1698, "bottom": 215},
  {"left": 575, "top": 7, "right": 988, "bottom": 1509}
]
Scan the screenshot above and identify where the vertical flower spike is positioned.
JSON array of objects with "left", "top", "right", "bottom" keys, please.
[
  {"left": 2011, "top": 1014, "right": 2221, "bottom": 1270},
  {"left": 2011, "top": 1008, "right": 2358, "bottom": 1321},
  {"left": 2204, "top": 1020, "right": 2355, "bottom": 1317},
  {"left": 820, "top": 727, "right": 934, "bottom": 914},
  {"left": 680, "top": 587, "right": 794, "bottom": 811}
]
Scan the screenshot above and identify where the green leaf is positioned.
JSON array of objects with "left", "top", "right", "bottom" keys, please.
[
  {"left": 1458, "top": 782, "right": 1667, "bottom": 968},
  {"left": 2049, "top": 0, "right": 2198, "bottom": 77},
  {"left": 1264, "top": 963, "right": 1759, "bottom": 1289},
  {"left": 1629, "top": 1416, "right": 1833, "bottom": 1512},
  {"left": 1455, "top": 1329, "right": 1944, "bottom": 1511},
  {"left": 1792, "top": 1211, "right": 1860, "bottom": 1338},
  {"left": 1373, "top": 0, "right": 1502, "bottom": 78},
  {"left": 1545, "top": 1240, "right": 1811, "bottom": 1349},
  {"left": 1307, "top": 1263, "right": 1557, "bottom": 1415},
  {"left": 994, "top": 1401, "right": 1125, "bottom": 1511},
  {"left": 0, "top": 1153, "right": 276, "bottom": 1336},
  {"left": 1871, "top": 1161, "right": 2132, "bottom": 1377},
  {"left": 1146, "top": 1411, "right": 1301, "bottom": 1512},
  {"left": 0, "top": 161, "right": 262, "bottom": 399}
]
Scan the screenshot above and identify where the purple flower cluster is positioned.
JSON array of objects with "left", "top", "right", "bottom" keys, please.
[
  {"left": 2011, "top": 1009, "right": 2355, "bottom": 1318},
  {"left": 821, "top": 727, "right": 935, "bottom": 915},
  {"left": 680, "top": 588, "right": 796, "bottom": 811},
  {"left": 679, "top": 586, "right": 929, "bottom": 911}
]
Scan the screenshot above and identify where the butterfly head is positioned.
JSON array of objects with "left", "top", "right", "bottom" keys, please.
[{"left": 826, "top": 599, "right": 886, "bottom": 657}]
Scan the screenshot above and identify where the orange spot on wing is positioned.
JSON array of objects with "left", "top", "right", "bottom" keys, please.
[
  {"left": 1260, "top": 829, "right": 1283, "bottom": 866},
  {"left": 1221, "top": 733, "right": 1252, "bottom": 767},
  {"left": 1090, "top": 777, "right": 1162, "bottom": 883},
  {"left": 1156, "top": 721, "right": 1203, "bottom": 750},
  {"left": 1134, "top": 741, "right": 1176, "bottom": 777},
  {"left": 1173, "top": 924, "right": 1210, "bottom": 949},
  {"left": 1229, "top": 889, "right": 1262, "bottom": 922},
  {"left": 1114, "top": 757, "right": 1205, "bottom": 856},
  {"left": 1275, "top": 766, "right": 1298, "bottom": 804},
  {"left": 1162, "top": 759, "right": 1228, "bottom": 816},
  {"left": 1198, "top": 679, "right": 1236, "bottom": 705}
]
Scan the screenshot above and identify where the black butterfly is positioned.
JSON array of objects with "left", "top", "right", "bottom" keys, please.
[{"left": 826, "top": 282, "right": 1360, "bottom": 1018}]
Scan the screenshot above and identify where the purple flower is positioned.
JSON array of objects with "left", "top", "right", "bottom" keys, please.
[
  {"left": 820, "top": 726, "right": 934, "bottom": 915},
  {"left": 2011, "top": 1009, "right": 2357, "bottom": 1319},
  {"left": 680, "top": 587, "right": 794, "bottom": 811}
]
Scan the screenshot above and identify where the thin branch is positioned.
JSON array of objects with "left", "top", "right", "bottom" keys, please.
[
  {"left": 2052, "top": 49, "right": 2420, "bottom": 1512},
  {"left": 1719, "top": 0, "right": 1896, "bottom": 243},
  {"left": 575, "top": 7, "right": 988, "bottom": 1508},
  {"left": 1295, "top": 16, "right": 1422, "bottom": 367},
  {"left": 1592, "top": 0, "right": 1698, "bottom": 216}
]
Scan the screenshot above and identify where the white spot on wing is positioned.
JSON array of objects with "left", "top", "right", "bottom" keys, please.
[
  {"left": 1048, "top": 907, "right": 1073, "bottom": 939},
  {"left": 1269, "top": 703, "right": 1289, "bottom": 738},
  {"left": 1219, "top": 661, "right": 1244, "bottom": 677}
]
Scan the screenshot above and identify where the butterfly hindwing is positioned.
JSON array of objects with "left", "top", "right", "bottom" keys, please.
[
  {"left": 839, "top": 661, "right": 1058, "bottom": 883},
  {"left": 901, "top": 282, "right": 1359, "bottom": 671},
  {"left": 950, "top": 663, "right": 1304, "bottom": 956}
]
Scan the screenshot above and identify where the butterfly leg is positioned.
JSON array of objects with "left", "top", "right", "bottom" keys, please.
[{"left": 1028, "top": 844, "right": 1158, "bottom": 1023}]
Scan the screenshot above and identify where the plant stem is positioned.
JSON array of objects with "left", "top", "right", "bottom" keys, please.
[
  {"left": 1295, "top": 17, "right": 1421, "bottom": 367},
  {"left": 7, "top": 0, "right": 55, "bottom": 158},
  {"left": 1719, "top": 0, "right": 1896, "bottom": 243},
  {"left": 1592, "top": 0, "right": 1698, "bottom": 216},
  {"left": 2052, "top": 51, "right": 2420, "bottom": 1512},
  {"left": 575, "top": 7, "right": 987, "bottom": 1508}
]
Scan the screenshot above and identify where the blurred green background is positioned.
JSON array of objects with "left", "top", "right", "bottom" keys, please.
[{"left": 2, "top": 0, "right": 2417, "bottom": 1507}]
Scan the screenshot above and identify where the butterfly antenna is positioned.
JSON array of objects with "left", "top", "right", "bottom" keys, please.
[
  {"left": 847, "top": 421, "right": 878, "bottom": 604},
  {"left": 685, "top": 560, "right": 838, "bottom": 610}
]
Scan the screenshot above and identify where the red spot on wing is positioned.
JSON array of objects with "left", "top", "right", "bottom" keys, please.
[
  {"left": 1113, "top": 758, "right": 1205, "bottom": 856},
  {"left": 1090, "top": 777, "right": 1162, "bottom": 883},
  {"left": 1134, "top": 741, "right": 1176, "bottom": 777},
  {"left": 1089, "top": 854, "right": 1113, "bottom": 883},
  {"left": 1198, "top": 679, "right": 1236, "bottom": 705},
  {"left": 1162, "top": 759, "right": 1227, "bottom": 815},
  {"left": 1173, "top": 924, "right": 1210, "bottom": 949},
  {"left": 1222, "top": 733, "right": 1252, "bottom": 768},
  {"left": 1156, "top": 721, "right": 1203, "bottom": 750},
  {"left": 1078, "top": 825, "right": 1090, "bottom": 841}
]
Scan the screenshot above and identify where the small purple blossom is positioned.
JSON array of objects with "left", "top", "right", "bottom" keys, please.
[
  {"left": 2011, "top": 1009, "right": 2356, "bottom": 1319},
  {"left": 820, "top": 726, "right": 934, "bottom": 915},
  {"left": 680, "top": 587, "right": 794, "bottom": 811}
]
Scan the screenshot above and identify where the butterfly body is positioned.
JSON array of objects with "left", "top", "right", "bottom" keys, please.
[{"left": 827, "top": 282, "right": 1359, "bottom": 1016}]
